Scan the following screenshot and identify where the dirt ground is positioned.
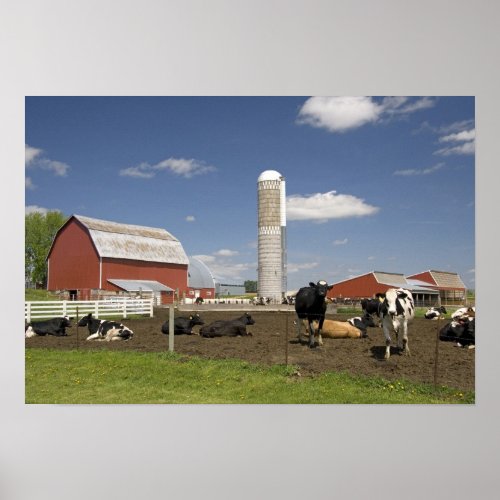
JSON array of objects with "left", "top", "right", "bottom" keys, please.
[{"left": 25, "top": 308, "right": 475, "bottom": 391}]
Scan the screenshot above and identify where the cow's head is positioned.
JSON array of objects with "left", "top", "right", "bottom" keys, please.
[
  {"left": 362, "top": 312, "right": 376, "bottom": 327},
  {"left": 189, "top": 314, "right": 204, "bottom": 326},
  {"left": 77, "top": 313, "right": 93, "bottom": 327},
  {"left": 309, "top": 280, "right": 333, "bottom": 298},
  {"left": 61, "top": 316, "right": 72, "bottom": 328},
  {"left": 242, "top": 313, "right": 255, "bottom": 325},
  {"left": 381, "top": 288, "right": 408, "bottom": 317}
]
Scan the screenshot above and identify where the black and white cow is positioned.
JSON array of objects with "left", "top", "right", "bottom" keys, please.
[
  {"left": 77, "top": 313, "right": 134, "bottom": 341},
  {"left": 451, "top": 306, "right": 475, "bottom": 320},
  {"left": 199, "top": 313, "right": 255, "bottom": 338},
  {"left": 361, "top": 296, "right": 385, "bottom": 326},
  {"left": 378, "top": 288, "right": 415, "bottom": 359},
  {"left": 424, "top": 306, "right": 447, "bottom": 320},
  {"left": 25, "top": 316, "right": 72, "bottom": 338},
  {"left": 161, "top": 313, "right": 204, "bottom": 335},
  {"left": 347, "top": 313, "right": 377, "bottom": 336},
  {"left": 439, "top": 317, "right": 475, "bottom": 348},
  {"left": 295, "top": 280, "right": 333, "bottom": 348}
]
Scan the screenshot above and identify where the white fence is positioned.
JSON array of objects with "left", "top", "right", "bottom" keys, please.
[{"left": 25, "top": 298, "right": 154, "bottom": 322}]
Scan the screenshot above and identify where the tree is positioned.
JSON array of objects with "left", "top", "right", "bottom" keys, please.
[
  {"left": 25, "top": 211, "right": 67, "bottom": 287},
  {"left": 244, "top": 280, "right": 257, "bottom": 293}
]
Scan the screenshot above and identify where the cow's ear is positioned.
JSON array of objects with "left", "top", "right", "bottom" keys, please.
[{"left": 309, "top": 282, "right": 316, "bottom": 287}]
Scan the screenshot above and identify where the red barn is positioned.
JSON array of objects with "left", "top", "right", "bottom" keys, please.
[
  {"left": 406, "top": 270, "right": 467, "bottom": 305},
  {"left": 46, "top": 214, "right": 189, "bottom": 304},
  {"left": 328, "top": 271, "right": 440, "bottom": 307}
]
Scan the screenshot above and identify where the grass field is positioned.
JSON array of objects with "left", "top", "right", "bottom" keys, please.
[{"left": 25, "top": 348, "right": 474, "bottom": 404}]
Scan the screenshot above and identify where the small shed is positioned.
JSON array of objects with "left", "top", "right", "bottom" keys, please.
[{"left": 406, "top": 270, "right": 467, "bottom": 305}]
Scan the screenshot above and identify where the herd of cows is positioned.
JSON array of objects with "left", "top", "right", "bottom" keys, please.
[{"left": 25, "top": 281, "right": 476, "bottom": 357}]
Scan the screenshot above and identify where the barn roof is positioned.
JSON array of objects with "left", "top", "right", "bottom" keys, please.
[
  {"left": 188, "top": 257, "right": 216, "bottom": 289},
  {"left": 428, "top": 270, "right": 466, "bottom": 289},
  {"left": 107, "top": 279, "right": 174, "bottom": 292},
  {"left": 72, "top": 214, "right": 189, "bottom": 265}
]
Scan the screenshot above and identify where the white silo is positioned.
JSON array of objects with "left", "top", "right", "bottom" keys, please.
[{"left": 257, "top": 170, "right": 287, "bottom": 302}]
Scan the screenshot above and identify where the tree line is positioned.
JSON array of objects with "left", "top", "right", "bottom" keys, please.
[{"left": 25, "top": 211, "right": 67, "bottom": 288}]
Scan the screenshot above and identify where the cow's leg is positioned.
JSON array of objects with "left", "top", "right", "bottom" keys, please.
[
  {"left": 317, "top": 317, "right": 325, "bottom": 346},
  {"left": 401, "top": 320, "right": 410, "bottom": 356},
  {"left": 382, "top": 317, "right": 392, "bottom": 359},
  {"left": 308, "top": 320, "right": 316, "bottom": 348},
  {"left": 86, "top": 333, "right": 100, "bottom": 341}
]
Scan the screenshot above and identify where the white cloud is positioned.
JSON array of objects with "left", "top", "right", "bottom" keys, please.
[
  {"left": 214, "top": 249, "right": 239, "bottom": 257},
  {"left": 25, "top": 145, "right": 43, "bottom": 165},
  {"left": 333, "top": 238, "right": 348, "bottom": 246},
  {"left": 191, "top": 252, "right": 250, "bottom": 282},
  {"left": 25, "top": 177, "right": 35, "bottom": 190},
  {"left": 287, "top": 190, "right": 379, "bottom": 222},
  {"left": 368, "top": 256, "right": 375, "bottom": 260},
  {"left": 185, "top": 215, "right": 196, "bottom": 222},
  {"left": 394, "top": 162, "right": 445, "bottom": 176},
  {"left": 434, "top": 141, "right": 475, "bottom": 156},
  {"left": 434, "top": 128, "right": 475, "bottom": 156},
  {"left": 25, "top": 144, "right": 70, "bottom": 176},
  {"left": 439, "top": 129, "right": 476, "bottom": 143},
  {"left": 287, "top": 261, "right": 319, "bottom": 273},
  {"left": 120, "top": 157, "right": 216, "bottom": 179},
  {"left": 25, "top": 205, "right": 57, "bottom": 214},
  {"left": 297, "top": 96, "right": 436, "bottom": 133}
]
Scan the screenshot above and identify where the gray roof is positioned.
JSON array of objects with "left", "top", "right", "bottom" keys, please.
[
  {"left": 188, "top": 257, "right": 216, "bottom": 289},
  {"left": 107, "top": 279, "right": 174, "bottom": 292},
  {"left": 429, "top": 270, "right": 466, "bottom": 289},
  {"left": 73, "top": 214, "right": 189, "bottom": 265}
]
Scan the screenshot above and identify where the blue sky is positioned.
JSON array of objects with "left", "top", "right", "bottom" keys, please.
[{"left": 25, "top": 96, "right": 475, "bottom": 290}]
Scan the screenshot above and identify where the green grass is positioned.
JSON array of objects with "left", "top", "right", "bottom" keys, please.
[
  {"left": 25, "top": 348, "right": 474, "bottom": 404},
  {"left": 25, "top": 289, "right": 60, "bottom": 301}
]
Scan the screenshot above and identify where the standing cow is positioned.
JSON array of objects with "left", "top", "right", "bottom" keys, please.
[
  {"left": 295, "top": 280, "right": 333, "bottom": 348},
  {"left": 378, "top": 288, "right": 415, "bottom": 359}
]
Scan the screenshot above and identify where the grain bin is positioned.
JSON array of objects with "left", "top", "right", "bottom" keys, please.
[{"left": 257, "top": 170, "right": 287, "bottom": 302}]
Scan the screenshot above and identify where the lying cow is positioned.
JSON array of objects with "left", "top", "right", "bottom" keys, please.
[
  {"left": 25, "top": 316, "right": 72, "bottom": 338},
  {"left": 361, "top": 296, "right": 384, "bottom": 326},
  {"left": 424, "top": 306, "right": 447, "bottom": 320},
  {"left": 200, "top": 313, "right": 255, "bottom": 338},
  {"left": 161, "top": 313, "right": 204, "bottom": 335},
  {"left": 439, "top": 317, "right": 475, "bottom": 348},
  {"left": 77, "top": 313, "right": 134, "bottom": 341},
  {"left": 301, "top": 314, "right": 375, "bottom": 342},
  {"left": 451, "top": 306, "right": 475, "bottom": 320}
]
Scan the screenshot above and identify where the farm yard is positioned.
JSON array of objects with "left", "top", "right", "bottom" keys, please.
[{"left": 25, "top": 307, "right": 475, "bottom": 394}]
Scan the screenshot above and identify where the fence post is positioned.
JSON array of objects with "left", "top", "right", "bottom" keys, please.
[
  {"left": 123, "top": 300, "right": 127, "bottom": 319},
  {"left": 26, "top": 302, "right": 31, "bottom": 323},
  {"left": 434, "top": 316, "right": 441, "bottom": 387},
  {"left": 94, "top": 301, "right": 99, "bottom": 318},
  {"left": 149, "top": 299, "right": 154, "bottom": 317},
  {"left": 62, "top": 300, "right": 67, "bottom": 317},
  {"left": 168, "top": 304, "right": 175, "bottom": 352}
]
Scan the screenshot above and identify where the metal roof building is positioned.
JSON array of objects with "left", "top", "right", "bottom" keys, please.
[
  {"left": 47, "top": 214, "right": 189, "bottom": 303},
  {"left": 406, "top": 270, "right": 467, "bottom": 305},
  {"left": 329, "top": 271, "right": 440, "bottom": 306},
  {"left": 185, "top": 257, "right": 216, "bottom": 301}
]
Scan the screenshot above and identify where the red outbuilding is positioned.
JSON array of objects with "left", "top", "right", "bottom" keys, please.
[
  {"left": 328, "top": 271, "right": 440, "bottom": 307},
  {"left": 46, "top": 214, "right": 189, "bottom": 304},
  {"left": 406, "top": 270, "right": 467, "bottom": 305}
]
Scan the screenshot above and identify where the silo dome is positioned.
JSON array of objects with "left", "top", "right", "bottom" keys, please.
[{"left": 258, "top": 170, "right": 282, "bottom": 182}]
